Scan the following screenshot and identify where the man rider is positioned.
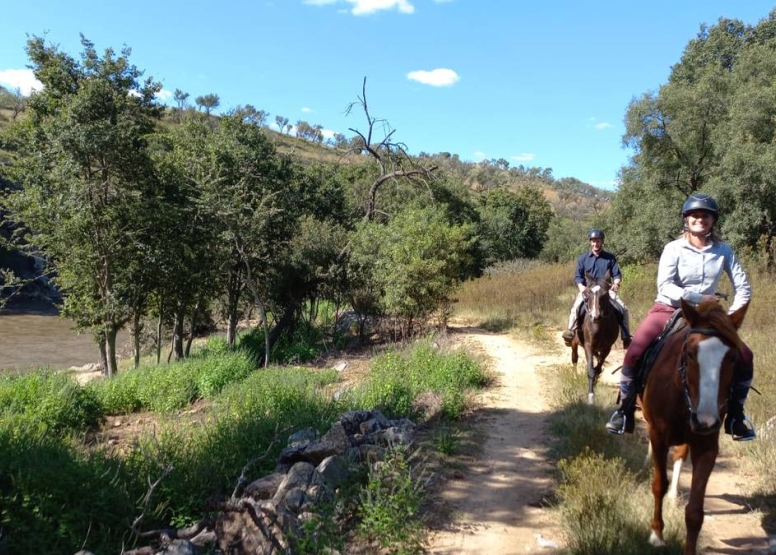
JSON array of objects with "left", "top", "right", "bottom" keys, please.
[{"left": 562, "top": 229, "right": 632, "bottom": 348}]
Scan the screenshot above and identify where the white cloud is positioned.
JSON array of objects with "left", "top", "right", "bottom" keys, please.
[
  {"left": 156, "top": 88, "right": 174, "bottom": 102},
  {"left": 0, "top": 69, "right": 43, "bottom": 96},
  {"left": 594, "top": 122, "right": 612, "bottom": 130},
  {"left": 510, "top": 153, "right": 536, "bottom": 163},
  {"left": 304, "top": 0, "right": 415, "bottom": 15},
  {"left": 301, "top": 106, "right": 312, "bottom": 113},
  {"left": 406, "top": 68, "right": 459, "bottom": 87},
  {"left": 473, "top": 151, "right": 486, "bottom": 159},
  {"left": 321, "top": 128, "right": 335, "bottom": 140}
]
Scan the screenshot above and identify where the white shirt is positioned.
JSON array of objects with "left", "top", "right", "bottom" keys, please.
[{"left": 655, "top": 237, "right": 751, "bottom": 313}]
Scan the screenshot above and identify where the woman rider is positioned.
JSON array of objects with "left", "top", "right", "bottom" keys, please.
[{"left": 605, "top": 193, "right": 756, "bottom": 441}]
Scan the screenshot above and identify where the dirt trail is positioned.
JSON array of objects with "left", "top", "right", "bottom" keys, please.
[{"left": 427, "top": 326, "right": 773, "bottom": 555}]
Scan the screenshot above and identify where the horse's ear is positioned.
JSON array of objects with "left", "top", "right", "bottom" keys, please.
[
  {"left": 729, "top": 302, "right": 749, "bottom": 330},
  {"left": 681, "top": 299, "right": 700, "bottom": 325}
]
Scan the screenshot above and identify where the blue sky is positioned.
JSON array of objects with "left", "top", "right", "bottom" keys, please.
[{"left": 1, "top": 1, "right": 774, "bottom": 189}]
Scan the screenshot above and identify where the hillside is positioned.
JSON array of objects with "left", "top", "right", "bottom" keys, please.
[{"left": 0, "top": 102, "right": 611, "bottom": 222}]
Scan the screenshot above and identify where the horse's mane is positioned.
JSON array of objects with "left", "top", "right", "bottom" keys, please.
[{"left": 694, "top": 300, "right": 744, "bottom": 352}]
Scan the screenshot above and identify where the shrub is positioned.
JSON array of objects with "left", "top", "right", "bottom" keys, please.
[
  {"left": 556, "top": 450, "right": 683, "bottom": 555},
  {"left": 0, "top": 370, "right": 104, "bottom": 433},
  {"left": 0, "top": 418, "right": 135, "bottom": 555},
  {"left": 347, "top": 341, "right": 489, "bottom": 420},
  {"left": 357, "top": 446, "right": 426, "bottom": 554}
]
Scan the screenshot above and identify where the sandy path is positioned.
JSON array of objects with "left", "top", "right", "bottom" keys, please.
[{"left": 427, "top": 326, "right": 773, "bottom": 554}]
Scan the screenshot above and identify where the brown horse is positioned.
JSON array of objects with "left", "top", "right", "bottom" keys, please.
[
  {"left": 571, "top": 271, "right": 620, "bottom": 404},
  {"left": 641, "top": 298, "right": 748, "bottom": 555}
]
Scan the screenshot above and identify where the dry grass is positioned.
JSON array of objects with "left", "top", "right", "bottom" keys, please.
[{"left": 454, "top": 261, "right": 570, "bottom": 332}]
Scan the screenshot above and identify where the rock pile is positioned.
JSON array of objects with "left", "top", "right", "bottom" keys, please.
[{"left": 89, "top": 409, "right": 415, "bottom": 555}]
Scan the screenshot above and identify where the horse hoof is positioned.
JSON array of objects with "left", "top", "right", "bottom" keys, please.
[
  {"left": 648, "top": 531, "right": 665, "bottom": 547},
  {"left": 587, "top": 393, "right": 595, "bottom": 405}
]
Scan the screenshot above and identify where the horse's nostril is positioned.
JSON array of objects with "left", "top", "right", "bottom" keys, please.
[{"left": 690, "top": 414, "right": 721, "bottom": 435}]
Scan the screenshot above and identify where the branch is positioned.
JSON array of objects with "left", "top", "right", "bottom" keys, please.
[{"left": 231, "top": 423, "right": 288, "bottom": 500}]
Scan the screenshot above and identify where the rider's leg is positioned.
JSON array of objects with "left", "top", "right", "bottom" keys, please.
[
  {"left": 725, "top": 345, "right": 756, "bottom": 441},
  {"left": 606, "top": 366, "right": 637, "bottom": 434},
  {"left": 606, "top": 303, "right": 674, "bottom": 435},
  {"left": 563, "top": 292, "right": 584, "bottom": 345},
  {"left": 610, "top": 292, "right": 632, "bottom": 348}
]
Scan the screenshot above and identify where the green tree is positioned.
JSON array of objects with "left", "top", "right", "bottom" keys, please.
[
  {"left": 173, "top": 88, "right": 189, "bottom": 109},
  {"left": 275, "top": 115, "right": 289, "bottom": 134},
  {"left": 4, "top": 35, "right": 163, "bottom": 376},
  {"left": 350, "top": 205, "right": 474, "bottom": 338},
  {"left": 195, "top": 93, "right": 220, "bottom": 115},
  {"left": 477, "top": 186, "right": 553, "bottom": 264}
]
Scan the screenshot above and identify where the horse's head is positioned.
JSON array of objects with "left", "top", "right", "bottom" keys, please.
[
  {"left": 680, "top": 298, "right": 748, "bottom": 435},
  {"left": 583, "top": 271, "right": 612, "bottom": 321}
]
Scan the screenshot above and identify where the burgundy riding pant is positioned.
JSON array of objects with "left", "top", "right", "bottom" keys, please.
[{"left": 621, "top": 302, "right": 753, "bottom": 396}]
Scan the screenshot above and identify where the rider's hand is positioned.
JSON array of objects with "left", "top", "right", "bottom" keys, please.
[{"left": 611, "top": 282, "right": 620, "bottom": 293}]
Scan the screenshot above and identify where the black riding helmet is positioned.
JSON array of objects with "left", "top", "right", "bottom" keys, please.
[
  {"left": 588, "top": 229, "right": 605, "bottom": 240},
  {"left": 682, "top": 193, "right": 719, "bottom": 220}
]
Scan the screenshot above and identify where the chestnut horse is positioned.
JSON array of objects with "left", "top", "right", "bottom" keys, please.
[
  {"left": 571, "top": 272, "right": 620, "bottom": 404},
  {"left": 641, "top": 298, "right": 748, "bottom": 555}
]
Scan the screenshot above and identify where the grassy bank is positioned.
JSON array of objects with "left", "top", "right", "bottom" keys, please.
[{"left": 0, "top": 336, "right": 489, "bottom": 555}]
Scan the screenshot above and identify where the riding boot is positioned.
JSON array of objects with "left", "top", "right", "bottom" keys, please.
[
  {"left": 562, "top": 328, "right": 575, "bottom": 347},
  {"left": 724, "top": 385, "right": 756, "bottom": 441},
  {"left": 620, "top": 320, "right": 632, "bottom": 350},
  {"left": 606, "top": 375, "right": 637, "bottom": 435}
]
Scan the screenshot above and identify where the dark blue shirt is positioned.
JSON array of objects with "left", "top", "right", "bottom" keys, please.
[{"left": 574, "top": 250, "right": 622, "bottom": 286}]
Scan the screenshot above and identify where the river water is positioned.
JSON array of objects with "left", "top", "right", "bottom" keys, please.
[{"left": 0, "top": 301, "right": 103, "bottom": 372}]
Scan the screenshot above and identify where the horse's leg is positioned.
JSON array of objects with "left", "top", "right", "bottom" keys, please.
[
  {"left": 649, "top": 436, "right": 670, "bottom": 547},
  {"left": 684, "top": 441, "right": 719, "bottom": 555},
  {"left": 571, "top": 339, "right": 578, "bottom": 366},
  {"left": 668, "top": 444, "right": 689, "bottom": 499},
  {"left": 585, "top": 342, "right": 595, "bottom": 405}
]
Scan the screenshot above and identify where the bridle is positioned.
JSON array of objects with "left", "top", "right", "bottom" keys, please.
[{"left": 584, "top": 281, "right": 612, "bottom": 319}]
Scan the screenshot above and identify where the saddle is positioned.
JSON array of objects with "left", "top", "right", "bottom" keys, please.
[{"left": 633, "top": 308, "right": 685, "bottom": 394}]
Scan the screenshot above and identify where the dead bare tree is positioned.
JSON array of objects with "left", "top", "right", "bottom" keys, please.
[{"left": 345, "top": 77, "right": 438, "bottom": 222}]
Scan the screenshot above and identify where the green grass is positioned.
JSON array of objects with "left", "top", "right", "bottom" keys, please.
[{"left": 0, "top": 333, "right": 486, "bottom": 554}]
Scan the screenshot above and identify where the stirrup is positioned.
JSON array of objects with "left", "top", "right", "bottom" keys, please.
[
  {"left": 725, "top": 416, "right": 756, "bottom": 442},
  {"left": 606, "top": 410, "right": 628, "bottom": 435}
]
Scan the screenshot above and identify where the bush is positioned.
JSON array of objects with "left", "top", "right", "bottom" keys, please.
[
  {"left": 556, "top": 450, "right": 684, "bottom": 555},
  {"left": 347, "top": 340, "right": 489, "bottom": 420},
  {"left": 0, "top": 370, "right": 104, "bottom": 433},
  {"left": 90, "top": 351, "right": 257, "bottom": 414},
  {"left": 0, "top": 419, "right": 135, "bottom": 555},
  {"left": 357, "top": 446, "right": 426, "bottom": 554}
]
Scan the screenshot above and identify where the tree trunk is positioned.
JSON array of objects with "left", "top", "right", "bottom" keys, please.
[
  {"left": 225, "top": 263, "right": 242, "bottom": 348},
  {"left": 105, "top": 327, "right": 119, "bottom": 377},
  {"left": 98, "top": 334, "right": 109, "bottom": 377},
  {"left": 184, "top": 300, "right": 200, "bottom": 358},
  {"left": 171, "top": 303, "right": 186, "bottom": 361},
  {"left": 227, "top": 311, "right": 239, "bottom": 349},
  {"left": 131, "top": 311, "right": 142, "bottom": 369},
  {"left": 156, "top": 301, "right": 163, "bottom": 365}
]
